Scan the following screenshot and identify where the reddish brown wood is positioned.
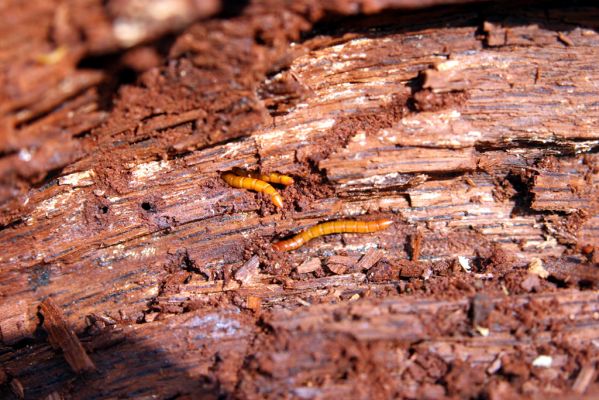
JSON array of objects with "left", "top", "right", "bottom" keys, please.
[
  {"left": 39, "top": 299, "right": 96, "bottom": 373},
  {"left": 0, "top": 1, "right": 598, "bottom": 399}
]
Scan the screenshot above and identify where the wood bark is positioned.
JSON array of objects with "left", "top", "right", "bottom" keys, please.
[{"left": 0, "top": 1, "right": 598, "bottom": 399}]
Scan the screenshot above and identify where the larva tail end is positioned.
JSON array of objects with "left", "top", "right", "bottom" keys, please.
[
  {"left": 221, "top": 172, "right": 234, "bottom": 183},
  {"left": 272, "top": 241, "right": 287, "bottom": 251},
  {"left": 280, "top": 176, "right": 295, "bottom": 186},
  {"left": 377, "top": 219, "right": 394, "bottom": 230},
  {"left": 272, "top": 195, "right": 284, "bottom": 208}
]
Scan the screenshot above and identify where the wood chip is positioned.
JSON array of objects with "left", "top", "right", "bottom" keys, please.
[
  {"left": 520, "top": 274, "right": 540, "bottom": 292},
  {"left": 144, "top": 312, "right": 159, "bottom": 323},
  {"left": 234, "top": 255, "right": 260, "bottom": 286},
  {"left": 348, "top": 293, "right": 361, "bottom": 302},
  {"left": 246, "top": 296, "right": 261, "bottom": 313},
  {"left": 487, "top": 353, "right": 504, "bottom": 375},
  {"left": 326, "top": 255, "right": 357, "bottom": 275},
  {"left": 355, "top": 248, "right": 384, "bottom": 271},
  {"left": 10, "top": 378, "right": 24, "bottom": 399},
  {"left": 39, "top": 299, "right": 96, "bottom": 373},
  {"left": 57, "top": 170, "right": 95, "bottom": 187},
  {"left": 421, "top": 267, "right": 432, "bottom": 280},
  {"left": 45, "top": 391, "right": 64, "bottom": 400},
  {"left": 296, "top": 257, "right": 321, "bottom": 274},
  {"left": 458, "top": 256, "right": 471, "bottom": 273},
  {"left": 399, "top": 260, "right": 424, "bottom": 278},
  {"left": 572, "top": 363, "right": 596, "bottom": 394},
  {"left": 471, "top": 293, "right": 494, "bottom": 327},
  {"left": 557, "top": 32, "right": 574, "bottom": 46},
  {"left": 528, "top": 258, "right": 549, "bottom": 278},
  {"left": 327, "top": 263, "right": 348, "bottom": 275},
  {"left": 410, "top": 231, "right": 423, "bottom": 261},
  {"left": 475, "top": 325, "right": 490, "bottom": 337},
  {"left": 287, "top": 273, "right": 366, "bottom": 290},
  {"left": 35, "top": 46, "right": 68, "bottom": 65}
]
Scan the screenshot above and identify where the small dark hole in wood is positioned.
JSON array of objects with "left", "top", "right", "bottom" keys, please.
[
  {"left": 547, "top": 275, "right": 567, "bottom": 289},
  {"left": 141, "top": 202, "right": 155, "bottom": 212},
  {"left": 254, "top": 32, "right": 266, "bottom": 45},
  {"left": 100, "top": 206, "right": 109, "bottom": 214},
  {"left": 579, "top": 280, "right": 594, "bottom": 290}
]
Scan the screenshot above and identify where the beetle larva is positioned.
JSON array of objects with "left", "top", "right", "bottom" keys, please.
[
  {"left": 273, "top": 218, "right": 394, "bottom": 251},
  {"left": 222, "top": 172, "right": 284, "bottom": 208},
  {"left": 232, "top": 168, "right": 294, "bottom": 186}
]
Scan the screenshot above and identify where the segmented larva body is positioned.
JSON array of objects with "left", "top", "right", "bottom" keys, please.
[
  {"left": 232, "top": 168, "right": 294, "bottom": 186},
  {"left": 273, "top": 219, "right": 394, "bottom": 251},
  {"left": 222, "top": 172, "right": 284, "bottom": 208}
]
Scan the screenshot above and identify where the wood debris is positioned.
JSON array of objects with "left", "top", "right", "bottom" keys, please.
[
  {"left": 355, "top": 248, "right": 384, "bottom": 271},
  {"left": 527, "top": 258, "right": 549, "bottom": 279},
  {"left": 572, "top": 363, "right": 597, "bottom": 394},
  {"left": 39, "top": 299, "right": 96, "bottom": 373},
  {"left": 296, "top": 257, "right": 322, "bottom": 274},
  {"left": 234, "top": 255, "right": 261, "bottom": 286},
  {"left": 326, "top": 255, "right": 357, "bottom": 275}
]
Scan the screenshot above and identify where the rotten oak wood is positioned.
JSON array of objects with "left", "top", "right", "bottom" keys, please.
[{"left": 0, "top": 3, "right": 598, "bottom": 399}]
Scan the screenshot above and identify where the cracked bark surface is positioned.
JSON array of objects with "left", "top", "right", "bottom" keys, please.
[{"left": 1, "top": 1, "right": 598, "bottom": 399}]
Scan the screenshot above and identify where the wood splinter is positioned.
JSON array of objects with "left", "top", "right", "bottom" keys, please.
[
  {"left": 273, "top": 219, "right": 394, "bottom": 251},
  {"left": 222, "top": 169, "right": 294, "bottom": 208},
  {"left": 39, "top": 299, "right": 96, "bottom": 373}
]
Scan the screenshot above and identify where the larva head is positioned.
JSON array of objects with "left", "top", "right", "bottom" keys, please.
[
  {"left": 279, "top": 176, "right": 295, "bottom": 186},
  {"left": 377, "top": 219, "right": 394, "bottom": 230}
]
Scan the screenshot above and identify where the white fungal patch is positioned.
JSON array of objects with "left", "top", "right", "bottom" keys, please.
[
  {"left": 400, "top": 110, "right": 460, "bottom": 128},
  {"left": 36, "top": 190, "right": 75, "bottom": 216},
  {"left": 350, "top": 132, "right": 367, "bottom": 147},
  {"left": 341, "top": 196, "right": 408, "bottom": 217},
  {"left": 182, "top": 314, "right": 241, "bottom": 339},
  {"left": 413, "top": 192, "right": 442, "bottom": 202},
  {"left": 340, "top": 52, "right": 368, "bottom": 60},
  {"left": 377, "top": 196, "right": 410, "bottom": 210},
  {"left": 342, "top": 172, "right": 405, "bottom": 188},
  {"left": 317, "top": 87, "right": 366, "bottom": 103},
  {"left": 140, "top": 246, "right": 156, "bottom": 257},
  {"left": 466, "top": 130, "right": 482, "bottom": 139},
  {"left": 436, "top": 59, "right": 460, "bottom": 71},
  {"left": 221, "top": 140, "right": 247, "bottom": 159},
  {"left": 110, "top": 245, "right": 157, "bottom": 262},
  {"left": 19, "top": 149, "right": 32, "bottom": 162},
  {"left": 58, "top": 170, "right": 96, "bottom": 187},
  {"left": 257, "top": 118, "right": 336, "bottom": 144},
  {"left": 341, "top": 242, "right": 379, "bottom": 252},
  {"left": 130, "top": 160, "right": 170, "bottom": 186},
  {"left": 325, "top": 38, "right": 373, "bottom": 55},
  {"left": 462, "top": 205, "right": 507, "bottom": 219}
]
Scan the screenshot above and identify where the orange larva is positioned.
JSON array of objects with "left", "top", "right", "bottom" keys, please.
[
  {"left": 273, "top": 218, "right": 394, "bottom": 251},
  {"left": 232, "top": 167, "right": 294, "bottom": 186},
  {"left": 222, "top": 172, "right": 284, "bottom": 208}
]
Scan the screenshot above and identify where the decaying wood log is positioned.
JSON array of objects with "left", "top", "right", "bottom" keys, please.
[{"left": 1, "top": 1, "right": 598, "bottom": 399}]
